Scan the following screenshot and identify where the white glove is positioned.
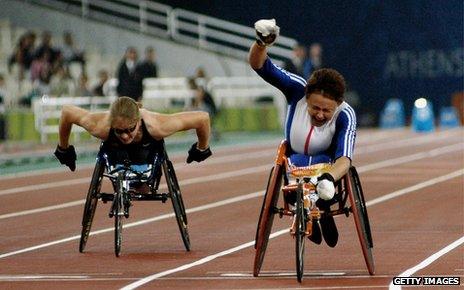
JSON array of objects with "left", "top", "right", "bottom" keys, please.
[
  {"left": 254, "top": 19, "right": 280, "bottom": 47},
  {"left": 317, "top": 179, "right": 335, "bottom": 200},
  {"left": 316, "top": 173, "right": 336, "bottom": 200}
]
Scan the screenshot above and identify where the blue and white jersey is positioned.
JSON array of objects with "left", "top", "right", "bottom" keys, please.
[{"left": 254, "top": 58, "right": 356, "bottom": 166}]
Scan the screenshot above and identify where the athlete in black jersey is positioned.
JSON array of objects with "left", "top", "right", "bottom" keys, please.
[{"left": 54, "top": 97, "right": 212, "bottom": 171}]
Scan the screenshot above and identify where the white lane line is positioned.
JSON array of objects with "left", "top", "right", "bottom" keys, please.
[
  {"left": 0, "top": 141, "right": 277, "bottom": 180},
  {"left": 0, "top": 131, "right": 463, "bottom": 196},
  {"left": 1, "top": 143, "right": 462, "bottom": 220},
  {"left": 0, "top": 275, "right": 90, "bottom": 280},
  {"left": 0, "top": 168, "right": 461, "bottom": 284},
  {"left": 0, "top": 200, "right": 84, "bottom": 219},
  {"left": 120, "top": 168, "right": 464, "bottom": 289},
  {"left": 367, "top": 169, "right": 464, "bottom": 207},
  {"left": 0, "top": 164, "right": 270, "bottom": 220},
  {"left": 389, "top": 236, "right": 464, "bottom": 290},
  {"left": 0, "top": 191, "right": 262, "bottom": 259},
  {"left": 0, "top": 152, "right": 274, "bottom": 197}
]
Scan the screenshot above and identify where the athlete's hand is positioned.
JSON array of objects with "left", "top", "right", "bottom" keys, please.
[
  {"left": 254, "top": 19, "right": 280, "bottom": 47},
  {"left": 54, "top": 145, "right": 77, "bottom": 171},
  {"left": 317, "top": 173, "right": 335, "bottom": 200},
  {"left": 186, "top": 142, "right": 212, "bottom": 163}
]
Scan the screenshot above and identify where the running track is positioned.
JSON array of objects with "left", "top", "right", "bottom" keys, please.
[{"left": 0, "top": 128, "right": 463, "bottom": 289}]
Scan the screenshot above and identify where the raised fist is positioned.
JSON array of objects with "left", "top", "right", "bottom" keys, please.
[{"left": 254, "top": 19, "right": 280, "bottom": 47}]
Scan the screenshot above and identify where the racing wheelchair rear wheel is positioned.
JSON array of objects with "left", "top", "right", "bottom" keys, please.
[
  {"left": 253, "top": 164, "right": 284, "bottom": 277},
  {"left": 163, "top": 160, "right": 190, "bottom": 251},
  {"left": 79, "top": 160, "right": 104, "bottom": 253},
  {"left": 346, "top": 166, "right": 375, "bottom": 275}
]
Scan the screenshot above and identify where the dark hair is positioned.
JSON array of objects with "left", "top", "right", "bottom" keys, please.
[{"left": 305, "top": 68, "right": 346, "bottom": 103}]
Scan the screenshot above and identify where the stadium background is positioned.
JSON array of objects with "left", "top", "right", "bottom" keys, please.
[
  {"left": 0, "top": 0, "right": 462, "bottom": 158},
  {"left": 156, "top": 0, "right": 464, "bottom": 122}
]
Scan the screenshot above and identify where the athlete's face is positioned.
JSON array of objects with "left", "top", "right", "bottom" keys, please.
[
  {"left": 112, "top": 117, "right": 140, "bottom": 144},
  {"left": 306, "top": 93, "right": 338, "bottom": 127}
]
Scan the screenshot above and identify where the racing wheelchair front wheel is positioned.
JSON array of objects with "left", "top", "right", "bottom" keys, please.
[
  {"left": 346, "top": 166, "right": 375, "bottom": 275},
  {"left": 163, "top": 160, "right": 190, "bottom": 251},
  {"left": 295, "top": 183, "right": 306, "bottom": 283},
  {"left": 79, "top": 160, "right": 105, "bottom": 253},
  {"left": 253, "top": 164, "right": 283, "bottom": 277}
]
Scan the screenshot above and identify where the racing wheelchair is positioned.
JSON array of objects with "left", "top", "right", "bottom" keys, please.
[
  {"left": 78, "top": 139, "right": 189, "bottom": 257},
  {"left": 253, "top": 141, "right": 374, "bottom": 282}
]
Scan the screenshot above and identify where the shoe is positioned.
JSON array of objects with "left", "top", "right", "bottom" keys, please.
[
  {"left": 308, "top": 221, "right": 322, "bottom": 244},
  {"left": 320, "top": 215, "right": 338, "bottom": 247}
]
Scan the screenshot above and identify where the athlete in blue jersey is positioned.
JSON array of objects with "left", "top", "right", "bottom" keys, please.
[{"left": 250, "top": 19, "right": 357, "bottom": 246}]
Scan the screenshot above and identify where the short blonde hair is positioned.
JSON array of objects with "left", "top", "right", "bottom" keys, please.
[{"left": 109, "top": 97, "right": 141, "bottom": 125}]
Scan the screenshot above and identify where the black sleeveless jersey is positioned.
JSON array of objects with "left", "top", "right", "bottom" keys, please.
[{"left": 102, "top": 119, "right": 164, "bottom": 165}]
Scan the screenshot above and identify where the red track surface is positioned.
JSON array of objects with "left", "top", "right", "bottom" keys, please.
[{"left": 0, "top": 128, "right": 463, "bottom": 289}]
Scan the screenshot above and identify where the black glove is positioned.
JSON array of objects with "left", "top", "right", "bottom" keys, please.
[
  {"left": 318, "top": 173, "right": 335, "bottom": 183},
  {"left": 54, "top": 145, "right": 77, "bottom": 171},
  {"left": 254, "top": 19, "right": 280, "bottom": 47},
  {"left": 186, "top": 142, "right": 212, "bottom": 163}
]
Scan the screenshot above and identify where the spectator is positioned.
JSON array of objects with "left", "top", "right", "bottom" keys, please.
[
  {"left": 137, "top": 46, "right": 158, "bottom": 80},
  {"left": 188, "top": 77, "right": 219, "bottom": 140},
  {"left": 30, "top": 50, "right": 52, "bottom": 82},
  {"left": 61, "top": 31, "right": 86, "bottom": 70},
  {"left": 193, "top": 67, "right": 208, "bottom": 89},
  {"left": 283, "top": 44, "right": 312, "bottom": 79},
  {"left": 309, "top": 43, "right": 323, "bottom": 70},
  {"left": 0, "top": 74, "right": 6, "bottom": 107},
  {"left": 188, "top": 78, "right": 217, "bottom": 117},
  {"left": 8, "top": 31, "right": 36, "bottom": 80},
  {"left": 49, "top": 66, "right": 75, "bottom": 97},
  {"left": 0, "top": 74, "right": 5, "bottom": 140},
  {"left": 34, "top": 31, "right": 60, "bottom": 68},
  {"left": 116, "top": 47, "right": 142, "bottom": 101},
  {"left": 74, "top": 73, "right": 93, "bottom": 97},
  {"left": 92, "top": 69, "right": 110, "bottom": 96}
]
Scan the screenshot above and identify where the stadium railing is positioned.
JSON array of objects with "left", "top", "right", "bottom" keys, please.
[
  {"left": 32, "top": 76, "right": 284, "bottom": 143},
  {"left": 21, "top": 0, "right": 296, "bottom": 62}
]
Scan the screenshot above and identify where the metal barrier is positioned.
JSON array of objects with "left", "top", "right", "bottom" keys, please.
[
  {"left": 32, "top": 96, "right": 116, "bottom": 143},
  {"left": 32, "top": 76, "right": 285, "bottom": 143},
  {"left": 22, "top": 0, "right": 296, "bottom": 62}
]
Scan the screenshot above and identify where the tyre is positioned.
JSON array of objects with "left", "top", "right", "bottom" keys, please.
[
  {"left": 253, "top": 165, "right": 283, "bottom": 277},
  {"left": 79, "top": 160, "right": 104, "bottom": 253},
  {"left": 114, "top": 190, "right": 123, "bottom": 257},
  {"left": 163, "top": 161, "right": 190, "bottom": 251},
  {"left": 295, "top": 184, "right": 306, "bottom": 283},
  {"left": 167, "top": 160, "right": 187, "bottom": 224},
  {"left": 346, "top": 167, "right": 375, "bottom": 275}
]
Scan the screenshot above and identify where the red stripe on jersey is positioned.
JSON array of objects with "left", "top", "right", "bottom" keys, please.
[{"left": 304, "top": 125, "right": 314, "bottom": 155}]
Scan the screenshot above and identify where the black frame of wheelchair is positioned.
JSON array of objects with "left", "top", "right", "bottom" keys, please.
[
  {"left": 253, "top": 164, "right": 374, "bottom": 281},
  {"left": 78, "top": 140, "right": 190, "bottom": 257}
]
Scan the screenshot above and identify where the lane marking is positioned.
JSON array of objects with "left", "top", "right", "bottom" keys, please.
[
  {"left": 0, "top": 191, "right": 262, "bottom": 259},
  {"left": 1, "top": 142, "right": 462, "bottom": 219},
  {"left": 0, "top": 131, "right": 463, "bottom": 196},
  {"left": 0, "top": 275, "right": 90, "bottom": 280},
  {"left": 367, "top": 169, "right": 464, "bottom": 207},
  {"left": 117, "top": 168, "right": 463, "bottom": 289},
  {"left": 388, "top": 236, "right": 464, "bottom": 290},
  {"left": 1, "top": 167, "right": 461, "bottom": 260},
  {"left": 0, "top": 140, "right": 279, "bottom": 180}
]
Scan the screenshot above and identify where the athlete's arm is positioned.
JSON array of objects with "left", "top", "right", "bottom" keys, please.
[
  {"left": 328, "top": 156, "right": 351, "bottom": 181},
  {"left": 58, "top": 105, "right": 108, "bottom": 148},
  {"left": 330, "top": 106, "right": 357, "bottom": 181},
  {"left": 144, "top": 110, "right": 211, "bottom": 149},
  {"left": 249, "top": 42, "right": 268, "bottom": 70}
]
